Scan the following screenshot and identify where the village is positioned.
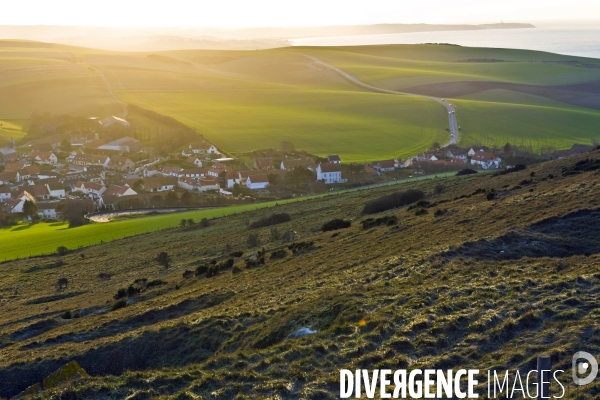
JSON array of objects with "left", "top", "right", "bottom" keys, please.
[{"left": 0, "top": 114, "right": 596, "bottom": 223}]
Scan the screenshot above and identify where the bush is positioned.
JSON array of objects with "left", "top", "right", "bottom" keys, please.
[
  {"left": 434, "top": 184, "right": 445, "bottom": 194},
  {"left": 230, "top": 251, "right": 244, "bottom": 258},
  {"left": 199, "top": 218, "right": 210, "bottom": 228},
  {"left": 270, "top": 249, "right": 288, "bottom": 259},
  {"left": 362, "top": 189, "right": 424, "bottom": 214},
  {"left": 182, "top": 270, "right": 194, "bottom": 279},
  {"left": 249, "top": 213, "right": 291, "bottom": 229},
  {"left": 146, "top": 279, "right": 167, "bottom": 288},
  {"left": 456, "top": 168, "right": 478, "bottom": 176},
  {"left": 98, "top": 272, "right": 112, "bottom": 280},
  {"left": 270, "top": 227, "right": 281, "bottom": 241},
  {"left": 247, "top": 232, "right": 260, "bottom": 248},
  {"left": 361, "top": 215, "right": 398, "bottom": 229},
  {"left": 288, "top": 241, "right": 315, "bottom": 254},
  {"left": 321, "top": 219, "right": 351, "bottom": 232},
  {"left": 486, "top": 189, "right": 497, "bottom": 200},
  {"left": 492, "top": 164, "right": 526, "bottom": 177},
  {"left": 56, "top": 246, "right": 69, "bottom": 256},
  {"left": 126, "top": 284, "right": 141, "bottom": 297},
  {"left": 282, "top": 230, "right": 296, "bottom": 243},
  {"left": 155, "top": 251, "right": 171, "bottom": 269},
  {"left": 111, "top": 299, "right": 127, "bottom": 311},
  {"left": 56, "top": 277, "right": 69, "bottom": 291},
  {"left": 61, "top": 310, "right": 72, "bottom": 319},
  {"left": 206, "top": 265, "right": 219, "bottom": 278},
  {"left": 195, "top": 264, "right": 208, "bottom": 276},
  {"left": 415, "top": 209, "right": 428, "bottom": 216},
  {"left": 114, "top": 288, "right": 127, "bottom": 300},
  {"left": 434, "top": 209, "right": 448, "bottom": 217}
]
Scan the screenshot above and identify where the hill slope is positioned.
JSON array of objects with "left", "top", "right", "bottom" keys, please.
[{"left": 2, "top": 152, "right": 600, "bottom": 398}]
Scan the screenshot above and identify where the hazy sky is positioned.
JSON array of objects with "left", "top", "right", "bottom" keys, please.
[{"left": 1, "top": 0, "right": 599, "bottom": 28}]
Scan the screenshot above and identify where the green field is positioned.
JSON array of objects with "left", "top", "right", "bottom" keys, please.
[{"left": 0, "top": 119, "right": 27, "bottom": 145}]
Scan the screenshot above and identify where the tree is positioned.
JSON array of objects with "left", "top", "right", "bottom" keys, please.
[
  {"left": 56, "top": 246, "right": 69, "bottom": 256},
  {"left": 187, "top": 218, "right": 194, "bottom": 226},
  {"left": 23, "top": 200, "right": 38, "bottom": 220},
  {"left": 155, "top": 251, "right": 171, "bottom": 269},
  {"left": 180, "top": 219, "right": 187, "bottom": 228},
  {"left": 285, "top": 166, "right": 316, "bottom": 189},
  {"left": 281, "top": 140, "right": 295, "bottom": 153},
  {"left": 503, "top": 142, "right": 512, "bottom": 155},
  {"left": 180, "top": 190, "right": 195, "bottom": 206},
  {"left": 56, "top": 277, "right": 69, "bottom": 291},
  {"left": 164, "top": 191, "right": 179, "bottom": 206},
  {"left": 150, "top": 194, "right": 164, "bottom": 207},
  {"left": 132, "top": 178, "right": 145, "bottom": 192},
  {"left": 60, "top": 138, "right": 72, "bottom": 152},
  {"left": 430, "top": 141, "right": 441, "bottom": 151}
]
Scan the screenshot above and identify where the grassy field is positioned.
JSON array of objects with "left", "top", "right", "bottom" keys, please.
[
  {"left": 0, "top": 119, "right": 27, "bottom": 145},
  {"left": 0, "top": 173, "right": 454, "bottom": 261},
  {"left": 452, "top": 93, "right": 600, "bottom": 149},
  {"left": 1, "top": 153, "right": 600, "bottom": 398}
]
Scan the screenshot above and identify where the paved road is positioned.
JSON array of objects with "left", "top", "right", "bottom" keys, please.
[{"left": 294, "top": 53, "right": 459, "bottom": 148}]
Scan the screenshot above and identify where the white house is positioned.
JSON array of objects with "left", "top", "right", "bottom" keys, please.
[
  {"left": 199, "top": 178, "right": 220, "bottom": 192},
  {"left": 446, "top": 148, "right": 468, "bottom": 160},
  {"left": 326, "top": 155, "right": 341, "bottom": 164},
  {"left": 0, "top": 187, "right": 13, "bottom": 201},
  {"left": 45, "top": 182, "right": 66, "bottom": 199},
  {"left": 470, "top": 151, "right": 501, "bottom": 169},
  {"left": 373, "top": 160, "right": 395, "bottom": 172},
  {"left": 3, "top": 191, "right": 36, "bottom": 213},
  {"left": 37, "top": 202, "right": 59, "bottom": 219},
  {"left": 72, "top": 181, "right": 106, "bottom": 198},
  {"left": 186, "top": 156, "right": 203, "bottom": 167},
  {"left": 0, "top": 171, "right": 20, "bottom": 184},
  {"left": 246, "top": 174, "right": 270, "bottom": 190},
  {"left": 182, "top": 141, "right": 218, "bottom": 156},
  {"left": 30, "top": 151, "right": 58, "bottom": 165},
  {"left": 103, "top": 185, "right": 137, "bottom": 197},
  {"left": 316, "top": 163, "right": 344, "bottom": 184},
  {"left": 71, "top": 154, "right": 110, "bottom": 168}
]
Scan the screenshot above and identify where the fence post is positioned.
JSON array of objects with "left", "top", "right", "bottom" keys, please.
[{"left": 537, "top": 354, "right": 552, "bottom": 399}]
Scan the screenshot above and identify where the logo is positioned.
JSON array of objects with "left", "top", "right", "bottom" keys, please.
[{"left": 572, "top": 351, "right": 598, "bottom": 386}]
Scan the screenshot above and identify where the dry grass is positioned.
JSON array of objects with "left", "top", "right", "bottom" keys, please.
[{"left": 2, "top": 152, "right": 600, "bottom": 398}]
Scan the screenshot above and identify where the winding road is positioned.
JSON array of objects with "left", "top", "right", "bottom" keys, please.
[{"left": 294, "top": 53, "right": 459, "bottom": 148}]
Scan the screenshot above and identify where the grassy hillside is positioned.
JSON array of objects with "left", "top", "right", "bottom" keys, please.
[
  {"left": 1, "top": 152, "right": 600, "bottom": 398},
  {"left": 0, "top": 173, "right": 453, "bottom": 261},
  {"left": 298, "top": 45, "right": 600, "bottom": 150}
]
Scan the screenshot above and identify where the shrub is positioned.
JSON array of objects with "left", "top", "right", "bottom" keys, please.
[
  {"left": 415, "top": 209, "right": 428, "bottom": 216},
  {"left": 180, "top": 219, "right": 187, "bottom": 228},
  {"left": 56, "top": 277, "right": 69, "bottom": 291},
  {"left": 146, "top": 279, "right": 167, "bottom": 288},
  {"left": 247, "top": 232, "right": 260, "bottom": 248},
  {"left": 434, "top": 209, "right": 448, "bottom": 217},
  {"left": 486, "top": 189, "right": 497, "bottom": 201},
  {"left": 282, "top": 230, "right": 296, "bottom": 243},
  {"left": 61, "top": 310, "right": 72, "bottom": 319},
  {"left": 362, "top": 189, "right": 425, "bottom": 214},
  {"left": 111, "top": 299, "right": 127, "bottom": 311},
  {"left": 230, "top": 251, "right": 244, "bottom": 258},
  {"left": 98, "top": 272, "right": 112, "bottom": 280},
  {"left": 456, "top": 168, "right": 478, "bottom": 176},
  {"left": 114, "top": 288, "right": 127, "bottom": 300},
  {"left": 206, "top": 265, "right": 219, "bottom": 278},
  {"left": 126, "top": 284, "right": 141, "bottom": 297},
  {"left": 492, "top": 164, "right": 526, "bottom": 177},
  {"left": 199, "top": 218, "right": 210, "bottom": 228},
  {"left": 434, "top": 183, "right": 445, "bottom": 194},
  {"left": 249, "top": 213, "right": 291, "bottom": 229},
  {"left": 155, "top": 251, "right": 171, "bottom": 269},
  {"left": 182, "top": 270, "right": 194, "bottom": 279},
  {"left": 361, "top": 215, "right": 398, "bottom": 229},
  {"left": 245, "top": 257, "right": 265, "bottom": 268},
  {"left": 270, "top": 249, "right": 288, "bottom": 259},
  {"left": 56, "top": 246, "right": 69, "bottom": 256},
  {"left": 288, "top": 241, "right": 315, "bottom": 254},
  {"left": 321, "top": 219, "right": 351, "bottom": 232},
  {"left": 187, "top": 218, "right": 194, "bottom": 226},
  {"left": 195, "top": 264, "right": 208, "bottom": 276},
  {"left": 270, "top": 227, "right": 281, "bottom": 241}
]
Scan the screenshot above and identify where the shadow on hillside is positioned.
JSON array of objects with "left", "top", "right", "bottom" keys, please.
[
  {"left": 0, "top": 315, "right": 237, "bottom": 398},
  {"left": 442, "top": 208, "right": 600, "bottom": 260},
  {"left": 10, "top": 224, "right": 33, "bottom": 232},
  {"left": 20, "top": 291, "right": 235, "bottom": 350}
]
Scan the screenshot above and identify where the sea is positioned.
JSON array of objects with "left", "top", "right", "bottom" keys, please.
[{"left": 291, "top": 21, "right": 600, "bottom": 59}]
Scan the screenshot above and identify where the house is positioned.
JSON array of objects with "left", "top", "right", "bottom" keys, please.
[
  {"left": 159, "top": 166, "right": 184, "bottom": 177},
  {"left": 186, "top": 156, "right": 203, "bottom": 167},
  {"left": 97, "top": 136, "right": 141, "bottom": 153},
  {"left": 199, "top": 178, "right": 220, "bottom": 192},
  {"left": 418, "top": 154, "right": 438, "bottom": 162},
  {"left": 280, "top": 159, "right": 304, "bottom": 171},
  {"left": 0, "top": 187, "right": 12, "bottom": 201},
  {"left": 326, "top": 155, "right": 341, "bottom": 164},
  {"left": 253, "top": 158, "right": 274, "bottom": 170},
  {"left": 36, "top": 202, "right": 59, "bottom": 219},
  {"left": 468, "top": 147, "right": 490, "bottom": 157},
  {"left": 4, "top": 162, "right": 26, "bottom": 172},
  {"left": 446, "top": 148, "right": 468, "bottom": 160},
  {"left": 108, "top": 155, "right": 135, "bottom": 172},
  {"left": 72, "top": 181, "right": 106, "bottom": 198},
  {"left": 471, "top": 151, "right": 501, "bottom": 169},
  {"left": 98, "top": 116, "right": 130, "bottom": 129},
  {"left": 365, "top": 166, "right": 380, "bottom": 177},
  {"left": 103, "top": 185, "right": 137, "bottom": 197},
  {"left": 2, "top": 191, "right": 36, "bottom": 213},
  {"left": 17, "top": 165, "right": 40, "bottom": 180},
  {"left": 0, "top": 147, "right": 18, "bottom": 163},
  {"left": 30, "top": 151, "right": 58, "bottom": 165},
  {"left": 553, "top": 144, "right": 595, "bottom": 159},
  {"left": 179, "top": 168, "right": 208, "bottom": 178},
  {"left": 182, "top": 141, "right": 218, "bottom": 156},
  {"left": 143, "top": 177, "right": 177, "bottom": 192},
  {"left": 0, "top": 171, "right": 20, "bottom": 184},
  {"left": 316, "top": 163, "right": 344, "bottom": 184},
  {"left": 207, "top": 162, "right": 228, "bottom": 178},
  {"left": 246, "top": 174, "right": 270, "bottom": 190},
  {"left": 373, "top": 160, "right": 395, "bottom": 172},
  {"left": 23, "top": 185, "right": 51, "bottom": 200},
  {"left": 237, "top": 170, "right": 266, "bottom": 186},
  {"left": 46, "top": 182, "right": 66, "bottom": 198},
  {"left": 71, "top": 154, "right": 110, "bottom": 168}
]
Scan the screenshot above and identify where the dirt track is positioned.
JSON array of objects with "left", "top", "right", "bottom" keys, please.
[{"left": 402, "top": 81, "right": 600, "bottom": 110}]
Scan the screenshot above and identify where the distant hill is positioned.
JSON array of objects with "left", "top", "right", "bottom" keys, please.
[{"left": 0, "top": 23, "right": 535, "bottom": 51}]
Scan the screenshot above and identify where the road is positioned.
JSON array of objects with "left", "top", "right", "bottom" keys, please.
[
  {"left": 88, "top": 65, "right": 128, "bottom": 118},
  {"left": 293, "top": 53, "right": 459, "bottom": 148}
]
